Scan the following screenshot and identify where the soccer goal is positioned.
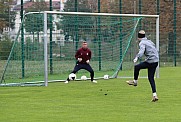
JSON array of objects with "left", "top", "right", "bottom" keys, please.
[{"left": 0, "top": 11, "right": 159, "bottom": 86}]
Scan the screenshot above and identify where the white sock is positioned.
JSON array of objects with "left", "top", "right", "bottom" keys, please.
[
  {"left": 153, "top": 92, "right": 157, "bottom": 97},
  {"left": 133, "top": 80, "right": 138, "bottom": 83}
]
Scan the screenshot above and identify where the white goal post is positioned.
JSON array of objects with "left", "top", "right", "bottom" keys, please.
[{"left": 43, "top": 11, "right": 159, "bottom": 86}]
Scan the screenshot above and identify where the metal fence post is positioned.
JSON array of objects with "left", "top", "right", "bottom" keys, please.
[
  {"left": 50, "top": 0, "right": 53, "bottom": 74},
  {"left": 21, "top": 0, "right": 24, "bottom": 78},
  {"left": 173, "top": 0, "right": 177, "bottom": 66}
]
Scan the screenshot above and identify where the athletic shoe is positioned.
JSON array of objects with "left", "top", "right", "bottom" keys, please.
[
  {"left": 151, "top": 96, "right": 159, "bottom": 102},
  {"left": 126, "top": 80, "right": 137, "bottom": 86},
  {"left": 92, "top": 80, "right": 97, "bottom": 83},
  {"left": 64, "top": 81, "right": 69, "bottom": 84}
]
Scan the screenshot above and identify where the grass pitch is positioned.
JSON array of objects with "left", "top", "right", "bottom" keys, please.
[{"left": 0, "top": 67, "right": 181, "bottom": 122}]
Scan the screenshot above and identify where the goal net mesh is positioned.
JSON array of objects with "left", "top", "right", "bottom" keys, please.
[{"left": 0, "top": 12, "right": 157, "bottom": 86}]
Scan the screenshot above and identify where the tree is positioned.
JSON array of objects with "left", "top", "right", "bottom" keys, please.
[
  {"left": 0, "top": 35, "right": 12, "bottom": 60},
  {"left": 88, "top": 0, "right": 119, "bottom": 13},
  {"left": 101, "top": 0, "right": 119, "bottom": 13},
  {"left": 24, "top": 1, "right": 51, "bottom": 42},
  {"left": 0, "top": 0, "right": 16, "bottom": 34},
  {"left": 57, "top": 0, "right": 95, "bottom": 40},
  {"left": 91, "top": 0, "right": 121, "bottom": 43}
]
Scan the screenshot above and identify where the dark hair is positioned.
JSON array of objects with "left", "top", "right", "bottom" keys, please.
[
  {"left": 138, "top": 33, "right": 145, "bottom": 38},
  {"left": 82, "top": 41, "right": 87, "bottom": 44}
]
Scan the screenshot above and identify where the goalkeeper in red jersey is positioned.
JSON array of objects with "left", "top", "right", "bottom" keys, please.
[{"left": 65, "top": 41, "right": 97, "bottom": 84}]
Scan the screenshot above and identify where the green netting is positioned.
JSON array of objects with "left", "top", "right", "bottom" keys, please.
[
  {"left": 0, "top": 12, "right": 157, "bottom": 86},
  {"left": 0, "top": 12, "right": 45, "bottom": 86}
]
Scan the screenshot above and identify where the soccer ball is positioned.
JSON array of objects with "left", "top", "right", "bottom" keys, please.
[
  {"left": 81, "top": 75, "right": 87, "bottom": 80},
  {"left": 103, "top": 75, "right": 109, "bottom": 80},
  {"left": 69, "top": 73, "right": 76, "bottom": 80}
]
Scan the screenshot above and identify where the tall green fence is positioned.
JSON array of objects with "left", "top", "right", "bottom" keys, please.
[
  {"left": 1, "top": 0, "right": 180, "bottom": 67},
  {"left": 60, "top": 0, "right": 181, "bottom": 67},
  {"left": 0, "top": 0, "right": 181, "bottom": 84}
]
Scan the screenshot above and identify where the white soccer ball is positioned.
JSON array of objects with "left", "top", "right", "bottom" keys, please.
[
  {"left": 103, "top": 75, "right": 109, "bottom": 80},
  {"left": 69, "top": 73, "right": 76, "bottom": 80},
  {"left": 81, "top": 75, "right": 87, "bottom": 80}
]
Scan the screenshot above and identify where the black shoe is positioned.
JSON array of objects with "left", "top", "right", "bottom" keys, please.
[{"left": 151, "top": 96, "right": 159, "bottom": 102}]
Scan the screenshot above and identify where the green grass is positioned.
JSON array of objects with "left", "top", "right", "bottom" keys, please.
[{"left": 0, "top": 67, "right": 181, "bottom": 122}]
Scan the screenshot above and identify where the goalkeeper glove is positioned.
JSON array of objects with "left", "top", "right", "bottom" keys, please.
[
  {"left": 78, "top": 58, "right": 82, "bottom": 62},
  {"left": 86, "top": 60, "right": 89, "bottom": 64}
]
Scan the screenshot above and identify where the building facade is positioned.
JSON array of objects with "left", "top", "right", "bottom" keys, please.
[{"left": 10, "top": 0, "right": 67, "bottom": 43}]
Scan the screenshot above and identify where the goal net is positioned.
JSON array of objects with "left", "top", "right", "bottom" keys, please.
[{"left": 0, "top": 11, "right": 159, "bottom": 86}]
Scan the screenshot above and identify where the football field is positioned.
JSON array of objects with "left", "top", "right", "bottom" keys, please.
[{"left": 0, "top": 67, "right": 181, "bottom": 122}]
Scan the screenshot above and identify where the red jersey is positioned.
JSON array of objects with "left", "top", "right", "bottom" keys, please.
[{"left": 75, "top": 47, "right": 92, "bottom": 63}]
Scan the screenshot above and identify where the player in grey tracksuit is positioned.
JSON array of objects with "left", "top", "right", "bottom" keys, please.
[{"left": 126, "top": 30, "right": 159, "bottom": 102}]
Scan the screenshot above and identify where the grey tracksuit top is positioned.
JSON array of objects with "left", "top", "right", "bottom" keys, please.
[{"left": 136, "top": 37, "right": 159, "bottom": 63}]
